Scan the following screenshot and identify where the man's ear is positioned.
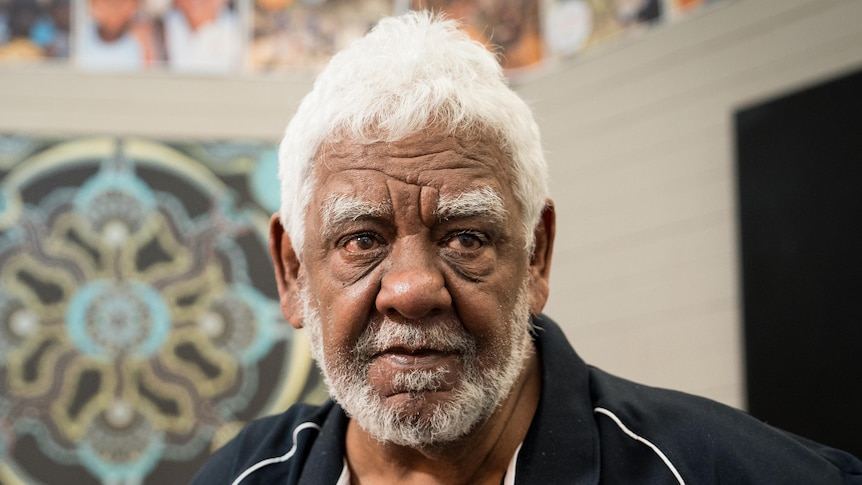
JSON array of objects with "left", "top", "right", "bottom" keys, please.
[
  {"left": 269, "top": 214, "right": 305, "bottom": 329},
  {"left": 528, "top": 199, "right": 556, "bottom": 315}
]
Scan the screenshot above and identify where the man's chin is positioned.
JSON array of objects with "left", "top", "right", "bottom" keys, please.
[
  {"left": 381, "top": 389, "right": 457, "bottom": 418},
  {"left": 359, "top": 415, "right": 473, "bottom": 448},
  {"left": 343, "top": 390, "right": 482, "bottom": 447}
]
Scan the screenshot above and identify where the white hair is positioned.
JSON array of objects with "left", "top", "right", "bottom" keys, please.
[{"left": 278, "top": 11, "right": 548, "bottom": 255}]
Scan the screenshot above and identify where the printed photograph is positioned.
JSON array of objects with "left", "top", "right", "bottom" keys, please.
[
  {"left": 0, "top": 0, "right": 70, "bottom": 62},
  {"left": 250, "top": 0, "right": 392, "bottom": 72}
]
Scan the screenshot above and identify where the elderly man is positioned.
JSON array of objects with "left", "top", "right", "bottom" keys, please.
[{"left": 192, "top": 12, "right": 862, "bottom": 484}]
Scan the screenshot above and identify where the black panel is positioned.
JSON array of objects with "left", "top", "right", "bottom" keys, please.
[{"left": 736, "top": 68, "right": 862, "bottom": 458}]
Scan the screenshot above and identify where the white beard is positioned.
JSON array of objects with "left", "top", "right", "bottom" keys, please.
[{"left": 300, "top": 281, "right": 533, "bottom": 447}]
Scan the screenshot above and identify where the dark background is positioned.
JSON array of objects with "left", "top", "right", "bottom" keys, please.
[{"left": 736, "top": 67, "right": 862, "bottom": 459}]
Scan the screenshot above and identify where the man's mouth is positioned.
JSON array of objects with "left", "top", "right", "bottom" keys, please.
[
  {"left": 374, "top": 347, "right": 455, "bottom": 368},
  {"left": 366, "top": 347, "right": 461, "bottom": 397}
]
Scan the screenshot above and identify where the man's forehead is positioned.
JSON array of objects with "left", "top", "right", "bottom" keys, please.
[
  {"left": 313, "top": 129, "right": 512, "bottom": 176},
  {"left": 308, "top": 130, "right": 518, "bottom": 226},
  {"left": 318, "top": 127, "right": 498, "bottom": 156}
]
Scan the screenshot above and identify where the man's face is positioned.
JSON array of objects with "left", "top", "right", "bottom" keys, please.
[
  {"left": 295, "top": 128, "right": 539, "bottom": 446},
  {"left": 174, "top": 0, "right": 224, "bottom": 29},
  {"left": 90, "top": 0, "right": 139, "bottom": 40}
]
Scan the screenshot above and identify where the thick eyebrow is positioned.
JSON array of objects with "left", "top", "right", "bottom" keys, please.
[
  {"left": 436, "top": 187, "right": 507, "bottom": 225},
  {"left": 319, "top": 188, "right": 506, "bottom": 240},
  {"left": 320, "top": 194, "right": 393, "bottom": 240}
]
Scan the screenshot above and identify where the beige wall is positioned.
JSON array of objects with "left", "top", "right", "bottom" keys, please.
[
  {"left": 2, "top": 0, "right": 861, "bottom": 410},
  {"left": 524, "top": 0, "right": 862, "bottom": 409}
]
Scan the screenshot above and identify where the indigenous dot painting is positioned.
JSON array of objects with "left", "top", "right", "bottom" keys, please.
[{"left": 0, "top": 135, "right": 323, "bottom": 485}]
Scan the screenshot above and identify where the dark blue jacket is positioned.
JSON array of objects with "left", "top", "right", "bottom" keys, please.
[{"left": 192, "top": 315, "right": 862, "bottom": 484}]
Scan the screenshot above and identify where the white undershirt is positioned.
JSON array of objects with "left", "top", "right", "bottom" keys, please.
[{"left": 336, "top": 443, "right": 522, "bottom": 485}]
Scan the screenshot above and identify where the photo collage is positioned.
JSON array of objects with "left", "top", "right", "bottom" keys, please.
[{"left": 0, "top": 0, "right": 726, "bottom": 76}]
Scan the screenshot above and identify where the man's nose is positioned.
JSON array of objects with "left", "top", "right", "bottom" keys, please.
[{"left": 376, "top": 241, "right": 452, "bottom": 320}]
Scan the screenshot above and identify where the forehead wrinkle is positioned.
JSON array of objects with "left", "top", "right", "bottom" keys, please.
[
  {"left": 436, "top": 187, "right": 507, "bottom": 225},
  {"left": 319, "top": 193, "right": 393, "bottom": 240}
]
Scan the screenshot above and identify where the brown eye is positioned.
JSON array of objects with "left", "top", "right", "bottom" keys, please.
[
  {"left": 344, "top": 234, "right": 380, "bottom": 252},
  {"left": 446, "top": 232, "right": 485, "bottom": 251}
]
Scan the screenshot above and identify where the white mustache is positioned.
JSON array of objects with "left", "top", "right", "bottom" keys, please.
[{"left": 352, "top": 317, "right": 476, "bottom": 360}]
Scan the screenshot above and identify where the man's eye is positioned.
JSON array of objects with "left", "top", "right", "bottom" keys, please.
[
  {"left": 445, "top": 232, "right": 485, "bottom": 251},
  {"left": 343, "top": 234, "right": 381, "bottom": 252}
]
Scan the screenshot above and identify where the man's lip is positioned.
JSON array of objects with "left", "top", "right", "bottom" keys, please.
[
  {"left": 373, "top": 348, "right": 455, "bottom": 368},
  {"left": 373, "top": 346, "right": 449, "bottom": 357}
]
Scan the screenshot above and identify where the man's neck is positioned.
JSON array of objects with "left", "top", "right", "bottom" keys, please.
[{"left": 344, "top": 350, "right": 541, "bottom": 485}]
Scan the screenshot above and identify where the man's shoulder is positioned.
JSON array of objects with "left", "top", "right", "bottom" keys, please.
[
  {"left": 588, "top": 365, "right": 738, "bottom": 423},
  {"left": 190, "top": 401, "right": 343, "bottom": 485},
  {"left": 586, "top": 367, "right": 862, "bottom": 483},
  {"left": 221, "top": 401, "right": 334, "bottom": 454}
]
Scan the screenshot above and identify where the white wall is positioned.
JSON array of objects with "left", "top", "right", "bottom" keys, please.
[
  {"left": 523, "top": 0, "right": 862, "bottom": 409},
  {"left": 1, "top": 0, "right": 861, "bottom": 410}
]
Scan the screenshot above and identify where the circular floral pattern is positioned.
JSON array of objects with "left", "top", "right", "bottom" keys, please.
[{"left": 0, "top": 137, "right": 321, "bottom": 484}]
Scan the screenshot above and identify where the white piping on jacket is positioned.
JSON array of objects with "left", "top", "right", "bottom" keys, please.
[
  {"left": 231, "top": 421, "right": 322, "bottom": 485},
  {"left": 594, "top": 407, "right": 686, "bottom": 485}
]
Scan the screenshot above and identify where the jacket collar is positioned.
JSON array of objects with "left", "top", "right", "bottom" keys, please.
[
  {"left": 514, "top": 314, "right": 601, "bottom": 484},
  {"left": 299, "top": 402, "right": 349, "bottom": 484}
]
